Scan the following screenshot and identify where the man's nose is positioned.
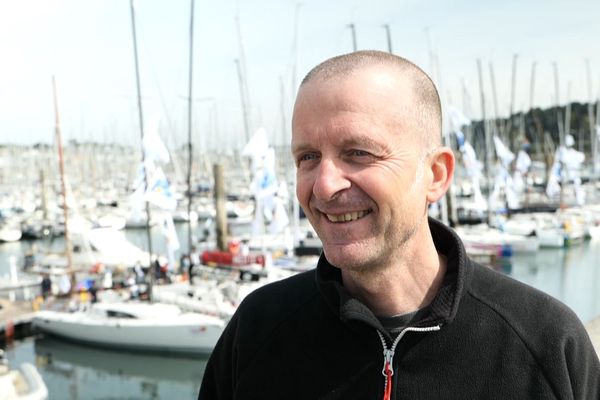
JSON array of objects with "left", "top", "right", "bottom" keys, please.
[{"left": 313, "top": 158, "right": 351, "bottom": 201}]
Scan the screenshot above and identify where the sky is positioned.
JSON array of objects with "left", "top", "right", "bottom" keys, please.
[{"left": 1, "top": 0, "right": 599, "bottom": 150}]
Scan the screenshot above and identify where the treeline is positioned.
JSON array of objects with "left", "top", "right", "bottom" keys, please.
[{"left": 466, "top": 101, "right": 598, "bottom": 165}]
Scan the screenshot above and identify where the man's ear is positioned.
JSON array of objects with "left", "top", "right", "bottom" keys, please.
[{"left": 426, "top": 147, "right": 455, "bottom": 204}]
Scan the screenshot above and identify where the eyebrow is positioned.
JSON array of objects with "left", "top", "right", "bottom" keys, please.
[
  {"left": 338, "top": 134, "right": 387, "bottom": 153},
  {"left": 291, "top": 143, "right": 315, "bottom": 156},
  {"left": 292, "top": 134, "right": 387, "bottom": 155}
]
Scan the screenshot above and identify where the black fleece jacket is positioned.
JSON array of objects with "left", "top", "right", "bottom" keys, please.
[{"left": 199, "top": 218, "right": 600, "bottom": 399}]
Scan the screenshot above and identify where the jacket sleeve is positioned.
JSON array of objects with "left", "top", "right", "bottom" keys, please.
[
  {"left": 198, "top": 313, "right": 239, "bottom": 400},
  {"left": 536, "top": 308, "right": 600, "bottom": 400},
  {"left": 563, "top": 323, "right": 600, "bottom": 400}
]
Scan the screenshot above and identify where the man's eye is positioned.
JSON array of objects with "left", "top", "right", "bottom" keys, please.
[
  {"left": 297, "top": 153, "right": 319, "bottom": 164},
  {"left": 350, "top": 150, "right": 370, "bottom": 157}
]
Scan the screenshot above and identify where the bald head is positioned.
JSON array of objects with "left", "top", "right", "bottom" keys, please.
[{"left": 298, "top": 50, "right": 442, "bottom": 149}]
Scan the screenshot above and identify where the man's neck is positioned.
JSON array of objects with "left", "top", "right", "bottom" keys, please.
[{"left": 341, "top": 234, "right": 446, "bottom": 317}]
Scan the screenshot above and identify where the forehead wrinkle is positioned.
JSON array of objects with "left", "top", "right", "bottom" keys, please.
[
  {"left": 293, "top": 69, "right": 420, "bottom": 151},
  {"left": 328, "top": 75, "right": 416, "bottom": 144},
  {"left": 292, "top": 104, "right": 412, "bottom": 158},
  {"left": 313, "top": 112, "right": 387, "bottom": 151}
]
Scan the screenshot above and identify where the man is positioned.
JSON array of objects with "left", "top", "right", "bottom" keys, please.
[
  {"left": 41, "top": 274, "right": 52, "bottom": 300},
  {"left": 189, "top": 245, "right": 200, "bottom": 282},
  {"left": 199, "top": 51, "right": 600, "bottom": 399}
]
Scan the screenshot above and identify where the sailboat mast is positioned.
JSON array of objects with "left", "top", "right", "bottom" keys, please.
[
  {"left": 488, "top": 62, "right": 501, "bottom": 140},
  {"left": 382, "top": 24, "right": 392, "bottom": 53},
  {"left": 477, "top": 59, "right": 493, "bottom": 226},
  {"left": 187, "top": 0, "right": 196, "bottom": 254},
  {"left": 52, "top": 77, "right": 73, "bottom": 278},
  {"left": 586, "top": 59, "right": 596, "bottom": 183},
  {"left": 236, "top": 15, "right": 252, "bottom": 144},
  {"left": 596, "top": 77, "right": 600, "bottom": 180},
  {"left": 553, "top": 62, "right": 566, "bottom": 208},
  {"left": 129, "top": 0, "right": 155, "bottom": 300},
  {"left": 553, "top": 62, "right": 565, "bottom": 146},
  {"left": 40, "top": 168, "right": 48, "bottom": 221},
  {"left": 290, "top": 3, "right": 301, "bottom": 254},
  {"left": 529, "top": 61, "right": 536, "bottom": 112},
  {"left": 507, "top": 54, "right": 518, "bottom": 152},
  {"left": 291, "top": 3, "right": 301, "bottom": 96},
  {"left": 565, "top": 82, "right": 573, "bottom": 149},
  {"left": 529, "top": 61, "right": 544, "bottom": 160},
  {"left": 279, "top": 76, "right": 287, "bottom": 148},
  {"left": 347, "top": 23, "right": 357, "bottom": 52},
  {"left": 528, "top": 61, "right": 536, "bottom": 154},
  {"left": 235, "top": 58, "right": 251, "bottom": 145}
]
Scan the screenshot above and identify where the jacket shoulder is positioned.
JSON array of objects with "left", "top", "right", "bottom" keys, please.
[
  {"left": 466, "top": 261, "right": 600, "bottom": 398},
  {"left": 468, "top": 261, "right": 580, "bottom": 331},
  {"left": 199, "top": 269, "right": 320, "bottom": 399},
  {"left": 468, "top": 263, "right": 585, "bottom": 344},
  {"left": 231, "top": 269, "right": 320, "bottom": 348},
  {"left": 236, "top": 269, "right": 318, "bottom": 318}
]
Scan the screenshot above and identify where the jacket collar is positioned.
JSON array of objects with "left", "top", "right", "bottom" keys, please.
[{"left": 315, "top": 217, "right": 470, "bottom": 331}]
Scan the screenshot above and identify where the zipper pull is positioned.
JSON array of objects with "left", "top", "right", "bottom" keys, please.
[
  {"left": 382, "top": 349, "right": 394, "bottom": 400},
  {"left": 377, "top": 325, "right": 441, "bottom": 400},
  {"left": 382, "top": 348, "right": 394, "bottom": 375}
]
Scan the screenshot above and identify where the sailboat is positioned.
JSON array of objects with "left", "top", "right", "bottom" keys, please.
[
  {"left": 32, "top": 0, "right": 227, "bottom": 356},
  {"left": 32, "top": 301, "right": 224, "bottom": 355},
  {"left": 448, "top": 107, "right": 540, "bottom": 256},
  {"left": 0, "top": 349, "right": 48, "bottom": 400}
]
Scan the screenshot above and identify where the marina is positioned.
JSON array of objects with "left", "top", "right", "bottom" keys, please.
[
  {"left": 2, "top": 99, "right": 600, "bottom": 398},
  {"left": 2, "top": 222, "right": 600, "bottom": 399},
  {"left": 1, "top": 0, "right": 600, "bottom": 398},
  {"left": 2, "top": 130, "right": 600, "bottom": 399}
]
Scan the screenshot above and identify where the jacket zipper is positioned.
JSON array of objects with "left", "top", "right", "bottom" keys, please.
[{"left": 376, "top": 325, "right": 441, "bottom": 400}]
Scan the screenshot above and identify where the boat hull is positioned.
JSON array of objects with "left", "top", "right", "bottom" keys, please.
[{"left": 32, "top": 309, "right": 223, "bottom": 355}]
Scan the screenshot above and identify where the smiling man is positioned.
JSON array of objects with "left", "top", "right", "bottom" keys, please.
[
  {"left": 199, "top": 51, "right": 600, "bottom": 400},
  {"left": 291, "top": 55, "right": 452, "bottom": 318}
]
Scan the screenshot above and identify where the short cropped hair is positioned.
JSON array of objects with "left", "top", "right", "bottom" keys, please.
[{"left": 300, "top": 50, "right": 442, "bottom": 148}]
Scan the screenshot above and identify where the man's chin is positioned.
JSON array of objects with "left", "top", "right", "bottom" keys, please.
[{"left": 322, "top": 242, "right": 371, "bottom": 269}]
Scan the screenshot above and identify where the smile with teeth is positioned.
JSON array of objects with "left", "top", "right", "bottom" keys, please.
[{"left": 325, "top": 210, "right": 371, "bottom": 223}]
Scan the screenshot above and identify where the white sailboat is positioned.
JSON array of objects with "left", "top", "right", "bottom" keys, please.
[
  {"left": 30, "top": 3, "right": 223, "bottom": 360},
  {"left": 0, "top": 219, "right": 22, "bottom": 243},
  {"left": 455, "top": 224, "right": 539, "bottom": 256},
  {"left": 0, "top": 350, "right": 48, "bottom": 400},
  {"left": 32, "top": 301, "right": 224, "bottom": 355}
]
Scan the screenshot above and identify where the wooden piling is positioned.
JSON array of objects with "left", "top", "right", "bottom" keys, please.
[{"left": 213, "top": 163, "right": 228, "bottom": 251}]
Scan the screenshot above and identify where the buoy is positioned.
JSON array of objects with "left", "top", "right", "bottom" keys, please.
[
  {"left": 5, "top": 320, "right": 15, "bottom": 341},
  {"left": 32, "top": 296, "right": 43, "bottom": 311}
]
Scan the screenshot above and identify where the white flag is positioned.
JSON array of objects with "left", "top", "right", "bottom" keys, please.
[
  {"left": 143, "top": 116, "right": 170, "bottom": 164},
  {"left": 146, "top": 167, "right": 177, "bottom": 211},
  {"left": 448, "top": 107, "right": 471, "bottom": 132},
  {"left": 242, "top": 127, "right": 270, "bottom": 160},
  {"left": 162, "top": 214, "right": 179, "bottom": 271},
  {"left": 493, "top": 136, "right": 515, "bottom": 167}
]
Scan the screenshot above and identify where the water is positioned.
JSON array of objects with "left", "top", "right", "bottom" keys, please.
[
  {"left": 1, "top": 222, "right": 213, "bottom": 399},
  {"left": 493, "top": 239, "right": 600, "bottom": 323},
  {"left": 4, "top": 336, "right": 206, "bottom": 399},
  {"left": 2, "top": 227, "right": 600, "bottom": 399}
]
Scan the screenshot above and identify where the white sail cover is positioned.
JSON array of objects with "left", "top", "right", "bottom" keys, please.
[
  {"left": 243, "top": 128, "right": 289, "bottom": 236},
  {"left": 546, "top": 134, "right": 586, "bottom": 205},
  {"left": 492, "top": 136, "right": 518, "bottom": 209}
]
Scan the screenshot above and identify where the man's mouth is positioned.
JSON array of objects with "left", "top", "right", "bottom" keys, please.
[{"left": 325, "top": 209, "right": 372, "bottom": 223}]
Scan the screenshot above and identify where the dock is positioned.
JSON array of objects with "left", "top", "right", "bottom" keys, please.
[
  {"left": 585, "top": 317, "right": 600, "bottom": 356},
  {"left": 0, "top": 298, "right": 37, "bottom": 341}
]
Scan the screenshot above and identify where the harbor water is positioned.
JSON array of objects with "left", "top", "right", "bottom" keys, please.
[{"left": 2, "top": 223, "right": 600, "bottom": 399}]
